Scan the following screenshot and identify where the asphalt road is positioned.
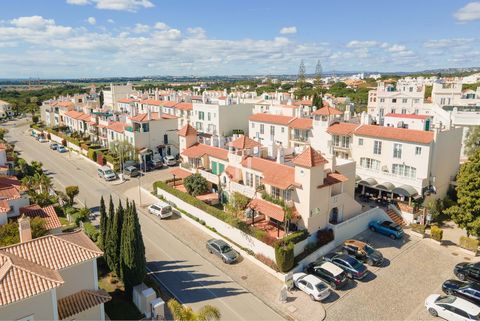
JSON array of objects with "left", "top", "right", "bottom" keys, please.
[{"left": 6, "top": 120, "right": 283, "bottom": 321}]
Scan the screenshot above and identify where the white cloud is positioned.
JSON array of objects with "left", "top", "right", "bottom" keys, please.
[
  {"left": 66, "top": 0, "right": 154, "bottom": 12},
  {"left": 387, "top": 44, "right": 406, "bottom": 52},
  {"left": 10, "top": 16, "right": 54, "bottom": 28},
  {"left": 454, "top": 2, "right": 480, "bottom": 21},
  {"left": 187, "top": 27, "right": 206, "bottom": 39},
  {"left": 107, "top": 19, "right": 115, "bottom": 24},
  {"left": 346, "top": 40, "right": 378, "bottom": 48},
  {"left": 154, "top": 22, "right": 169, "bottom": 30},
  {"left": 279, "top": 26, "right": 297, "bottom": 35},
  {"left": 424, "top": 38, "right": 475, "bottom": 48},
  {"left": 133, "top": 23, "right": 149, "bottom": 33},
  {"left": 87, "top": 17, "right": 96, "bottom": 25}
]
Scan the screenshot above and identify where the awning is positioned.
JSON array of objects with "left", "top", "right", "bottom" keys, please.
[
  {"left": 358, "top": 177, "right": 378, "bottom": 186},
  {"left": 248, "top": 198, "right": 285, "bottom": 222},
  {"left": 355, "top": 175, "right": 362, "bottom": 182},
  {"left": 375, "top": 182, "right": 395, "bottom": 191},
  {"left": 170, "top": 167, "right": 192, "bottom": 179},
  {"left": 392, "top": 184, "right": 418, "bottom": 197}
]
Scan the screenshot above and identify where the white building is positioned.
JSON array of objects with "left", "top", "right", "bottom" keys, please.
[
  {"left": 0, "top": 100, "right": 13, "bottom": 118},
  {"left": 102, "top": 83, "right": 134, "bottom": 110}
]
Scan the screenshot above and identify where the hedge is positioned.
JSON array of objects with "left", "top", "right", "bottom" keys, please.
[
  {"left": 459, "top": 236, "right": 479, "bottom": 253},
  {"left": 317, "top": 228, "right": 334, "bottom": 246},
  {"left": 431, "top": 226, "right": 443, "bottom": 242},
  {"left": 83, "top": 222, "right": 99, "bottom": 242},
  {"left": 282, "top": 230, "right": 309, "bottom": 244},
  {"left": 410, "top": 223, "right": 426, "bottom": 235},
  {"left": 274, "top": 241, "right": 294, "bottom": 272}
]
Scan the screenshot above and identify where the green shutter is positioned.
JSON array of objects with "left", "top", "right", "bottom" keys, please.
[
  {"left": 211, "top": 161, "right": 217, "bottom": 175},
  {"left": 218, "top": 163, "right": 225, "bottom": 174}
]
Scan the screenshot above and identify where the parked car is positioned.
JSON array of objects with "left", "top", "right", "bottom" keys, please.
[
  {"left": 323, "top": 253, "right": 369, "bottom": 280},
  {"left": 146, "top": 159, "right": 163, "bottom": 171},
  {"left": 123, "top": 160, "right": 139, "bottom": 169},
  {"left": 38, "top": 137, "right": 48, "bottom": 143},
  {"left": 368, "top": 220, "right": 404, "bottom": 239},
  {"left": 147, "top": 201, "right": 173, "bottom": 219},
  {"left": 454, "top": 262, "right": 480, "bottom": 283},
  {"left": 306, "top": 260, "right": 348, "bottom": 289},
  {"left": 425, "top": 294, "right": 480, "bottom": 320},
  {"left": 57, "top": 146, "right": 68, "bottom": 153},
  {"left": 206, "top": 239, "right": 239, "bottom": 264},
  {"left": 163, "top": 155, "right": 177, "bottom": 166},
  {"left": 123, "top": 166, "right": 140, "bottom": 178},
  {"left": 292, "top": 273, "right": 331, "bottom": 301},
  {"left": 442, "top": 279, "right": 480, "bottom": 305},
  {"left": 342, "top": 239, "right": 384, "bottom": 266},
  {"left": 97, "top": 166, "right": 117, "bottom": 181},
  {"left": 49, "top": 143, "right": 58, "bottom": 150}
]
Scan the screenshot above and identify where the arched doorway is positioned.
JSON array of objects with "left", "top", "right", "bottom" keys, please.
[{"left": 329, "top": 207, "right": 339, "bottom": 224}]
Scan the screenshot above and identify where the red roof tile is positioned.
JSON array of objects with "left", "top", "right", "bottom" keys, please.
[
  {"left": 312, "top": 106, "right": 343, "bottom": 116},
  {"left": 249, "top": 114, "right": 295, "bottom": 125},
  {"left": 248, "top": 198, "right": 285, "bottom": 222},
  {"left": 129, "top": 112, "right": 177, "bottom": 122},
  {"left": 294, "top": 99, "right": 313, "bottom": 106},
  {"left": 327, "top": 122, "right": 358, "bottom": 136},
  {"left": 178, "top": 124, "right": 197, "bottom": 137},
  {"left": 175, "top": 102, "right": 193, "bottom": 111},
  {"left": 106, "top": 122, "right": 125, "bottom": 133},
  {"left": 228, "top": 135, "right": 262, "bottom": 149},
  {"left": 318, "top": 171, "right": 349, "bottom": 189},
  {"left": 293, "top": 147, "right": 328, "bottom": 168},
  {"left": 117, "top": 97, "right": 137, "bottom": 103},
  {"left": 289, "top": 118, "right": 313, "bottom": 130},
  {"left": 57, "top": 289, "right": 111, "bottom": 320},
  {"left": 169, "top": 167, "right": 192, "bottom": 179},
  {"left": 20, "top": 205, "right": 62, "bottom": 231},
  {"left": 241, "top": 156, "right": 296, "bottom": 190},
  {"left": 355, "top": 124, "right": 434, "bottom": 144},
  {"left": 182, "top": 143, "right": 229, "bottom": 161}
]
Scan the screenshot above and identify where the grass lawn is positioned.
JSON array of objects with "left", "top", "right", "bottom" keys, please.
[{"left": 97, "top": 260, "right": 143, "bottom": 320}]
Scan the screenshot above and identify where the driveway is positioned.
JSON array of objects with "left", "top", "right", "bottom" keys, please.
[{"left": 324, "top": 230, "right": 475, "bottom": 320}]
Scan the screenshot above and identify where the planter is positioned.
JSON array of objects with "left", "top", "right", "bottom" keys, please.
[
  {"left": 459, "top": 247, "right": 478, "bottom": 256},
  {"left": 410, "top": 230, "right": 425, "bottom": 239}
]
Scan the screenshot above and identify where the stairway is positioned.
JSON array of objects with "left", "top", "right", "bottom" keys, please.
[{"left": 385, "top": 208, "right": 406, "bottom": 226}]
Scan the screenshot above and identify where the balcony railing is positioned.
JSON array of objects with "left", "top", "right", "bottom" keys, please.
[
  {"left": 292, "top": 136, "right": 309, "bottom": 142},
  {"left": 198, "top": 169, "right": 220, "bottom": 184},
  {"left": 230, "top": 181, "right": 256, "bottom": 198}
]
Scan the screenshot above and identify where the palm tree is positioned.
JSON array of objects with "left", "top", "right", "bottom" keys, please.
[
  {"left": 32, "top": 173, "right": 52, "bottom": 194},
  {"left": 167, "top": 299, "right": 221, "bottom": 321}
]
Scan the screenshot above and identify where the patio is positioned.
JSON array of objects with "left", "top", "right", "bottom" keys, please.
[{"left": 253, "top": 219, "right": 286, "bottom": 239}]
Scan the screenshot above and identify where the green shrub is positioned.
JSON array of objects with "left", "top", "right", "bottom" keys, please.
[
  {"left": 83, "top": 222, "right": 99, "bottom": 242},
  {"left": 282, "top": 230, "right": 309, "bottom": 244},
  {"left": 87, "top": 148, "right": 98, "bottom": 161},
  {"left": 410, "top": 223, "right": 426, "bottom": 235},
  {"left": 459, "top": 236, "right": 479, "bottom": 253},
  {"left": 274, "top": 241, "right": 294, "bottom": 272},
  {"left": 184, "top": 173, "right": 209, "bottom": 196},
  {"left": 431, "top": 226, "right": 443, "bottom": 242}
]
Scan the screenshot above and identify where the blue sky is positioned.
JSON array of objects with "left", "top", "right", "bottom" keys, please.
[{"left": 1, "top": 0, "right": 480, "bottom": 78}]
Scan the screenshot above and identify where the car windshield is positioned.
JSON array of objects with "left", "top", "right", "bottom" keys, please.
[
  {"left": 315, "top": 282, "right": 327, "bottom": 292},
  {"left": 345, "top": 257, "right": 363, "bottom": 269},
  {"left": 151, "top": 205, "right": 160, "bottom": 211},
  {"left": 364, "top": 244, "right": 376, "bottom": 255},
  {"left": 220, "top": 245, "right": 232, "bottom": 253},
  {"left": 435, "top": 295, "right": 457, "bottom": 304},
  {"left": 470, "top": 314, "right": 480, "bottom": 321},
  {"left": 105, "top": 169, "right": 114, "bottom": 175}
]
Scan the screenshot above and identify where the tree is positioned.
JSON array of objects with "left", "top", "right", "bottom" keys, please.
[
  {"left": 30, "top": 217, "right": 48, "bottom": 238},
  {"left": 445, "top": 150, "right": 480, "bottom": 236},
  {"left": 105, "top": 200, "right": 124, "bottom": 275},
  {"left": 120, "top": 201, "right": 146, "bottom": 297},
  {"left": 464, "top": 126, "right": 480, "bottom": 159},
  {"left": 65, "top": 186, "right": 79, "bottom": 205},
  {"left": 297, "top": 60, "right": 306, "bottom": 87},
  {"left": 0, "top": 221, "right": 20, "bottom": 246},
  {"left": 167, "top": 299, "right": 221, "bottom": 321},
  {"left": 99, "top": 196, "right": 108, "bottom": 250},
  {"left": 0, "top": 128, "right": 8, "bottom": 141},
  {"left": 312, "top": 93, "right": 323, "bottom": 110},
  {"left": 314, "top": 60, "right": 323, "bottom": 89},
  {"left": 184, "top": 173, "right": 209, "bottom": 196}
]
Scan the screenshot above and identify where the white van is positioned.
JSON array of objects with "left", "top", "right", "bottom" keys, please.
[
  {"left": 97, "top": 166, "right": 117, "bottom": 181},
  {"left": 147, "top": 202, "right": 173, "bottom": 219}
]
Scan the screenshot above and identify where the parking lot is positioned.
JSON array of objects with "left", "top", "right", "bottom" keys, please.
[{"left": 323, "top": 230, "right": 473, "bottom": 320}]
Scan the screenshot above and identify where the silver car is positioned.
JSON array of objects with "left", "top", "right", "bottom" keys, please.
[{"left": 206, "top": 239, "right": 239, "bottom": 264}]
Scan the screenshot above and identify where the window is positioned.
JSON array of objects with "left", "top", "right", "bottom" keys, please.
[
  {"left": 198, "top": 111, "right": 205, "bottom": 120},
  {"left": 440, "top": 98, "right": 446, "bottom": 105},
  {"left": 333, "top": 135, "right": 340, "bottom": 147},
  {"left": 270, "top": 126, "right": 275, "bottom": 136},
  {"left": 380, "top": 98, "right": 385, "bottom": 103},
  {"left": 401, "top": 109, "right": 406, "bottom": 114},
  {"left": 391, "top": 108, "right": 396, "bottom": 114},
  {"left": 281, "top": 127, "right": 285, "bottom": 133},
  {"left": 415, "top": 146, "right": 422, "bottom": 155},
  {"left": 392, "top": 164, "right": 416, "bottom": 178},
  {"left": 255, "top": 175, "right": 262, "bottom": 188},
  {"left": 409, "top": 87, "right": 413, "bottom": 92},
  {"left": 341, "top": 136, "right": 350, "bottom": 148},
  {"left": 260, "top": 124, "right": 264, "bottom": 134},
  {"left": 414, "top": 109, "right": 419, "bottom": 114},
  {"left": 359, "top": 158, "right": 380, "bottom": 170},
  {"left": 379, "top": 108, "right": 384, "bottom": 117},
  {"left": 392, "top": 98, "right": 397, "bottom": 103},
  {"left": 358, "top": 138, "right": 363, "bottom": 146},
  {"left": 373, "top": 141, "right": 382, "bottom": 155},
  {"left": 393, "top": 143, "right": 402, "bottom": 158},
  {"left": 207, "top": 112, "right": 211, "bottom": 121},
  {"left": 245, "top": 172, "right": 254, "bottom": 187},
  {"left": 251, "top": 122, "right": 255, "bottom": 128},
  {"left": 414, "top": 99, "right": 420, "bottom": 103},
  {"left": 402, "top": 98, "right": 408, "bottom": 103},
  {"left": 283, "top": 189, "right": 292, "bottom": 201},
  {"left": 163, "top": 134, "right": 168, "bottom": 144},
  {"left": 271, "top": 186, "right": 280, "bottom": 199}
]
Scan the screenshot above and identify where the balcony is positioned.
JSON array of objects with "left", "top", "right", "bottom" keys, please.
[
  {"left": 230, "top": 181, "right": 256, "bottom": 198},
  {"left": 198, "top": 168, "right": 220, "bottom": 184},
  {"left": 292, "top": 135, "right": 309, "bottom": 143}
]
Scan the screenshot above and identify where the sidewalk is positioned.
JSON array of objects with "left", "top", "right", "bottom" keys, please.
[{"left": 126, "top": 186, "right": 327, "bottom": 321}]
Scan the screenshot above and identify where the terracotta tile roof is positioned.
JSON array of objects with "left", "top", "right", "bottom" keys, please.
[
  {"left": 318, "top": 171, "right": 349, "bottom": 189},
  {"left": 0, "top": 251, "right": 64, "bottom": 306},
  {"left": 0, "top": 143, "right": 6, "bottom": 150},
  {"left": 293, "top": 147, "right": 328, "bottom": 168},
  {"left": 0, "top": 200, "right": 9, "bottom": 212},
  {"left": 327, "top": 122, "right": 358, "bottom": 136},
  {"left": 178, "top": 124, "right": 197, "bottom": 137},
  {"left": 170, "top": 167, "right": 192, "bottom": 179},
  {"left": 1, "top": 231, "right": 103, "bottom": 271},
  {"left": 289, "top": 118, "right": 313, "bottom": 130},
  {"left": 249, "top": 114, "right": 295, "bottom": 125},
  {"left": 384, "top": 113, "right": 431, "bottom": 120},
  {"left": 225, "top": 166, "right": 242, "bottom": 181},
  {"left": 228, "top": 135, "right": 262, "bottom": 149},
  {"left": 129, "top": 112, "right": 177, "bottom": 123},
  {"left": 140, "top": 99, "right": 163, "bottom": 106},
  {"left": 64, "top": 110, "right": 91, "bottom": 122},
  {"left": 182, "top": 143, "right": 229, "bottom": 161},
  {"left": 117, "top": 97, "right": 137, "bottom": 103},
  {"left": 0, "top": 176, "right": 24, "bottom": 200},
  {"left": 248, "top": 198, "right": 285, "bottom": 222},
  {"left": 106, "top": 122, "right": 125, "bottom": 133},
  {"left": 294, "top": 99, "right": 313, "bottom": 106},
  {"left": 312, "top": 106, "right": 343, "bottom": 116},
  {"left": 160, "top": 100, "right": 178, "bottom": 107},
  {"left": 20, "top": 205, "right": 62, "bottom": 231},
  {"left": 57, "top": 289, "right": 111, "bottom": 320},
  {"left": 175, "top": 102, "right": 193, "bottom": 111},
  {"left": 240, "top": 156, "right": 296, "bottom": 190},
  {"left": 355, "top": 124, "right": 434, "bottom": 144}
]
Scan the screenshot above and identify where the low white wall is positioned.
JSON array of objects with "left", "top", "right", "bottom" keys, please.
[
  {"left": 49, "top": 132, "right": 64, "bottom": 144},
  {"left": 67, "top": 141, "right": 81, "bottom": 152},
  {"left": 292, "top": 207, "right": 390, "bottom": 273},
  {"left": 156, "top": 187, "right": 276, "bottom": 261}
]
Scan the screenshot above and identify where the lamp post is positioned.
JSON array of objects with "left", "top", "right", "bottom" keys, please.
[{"left": 172, "top": 174, "right": 176, "bottom": 187}]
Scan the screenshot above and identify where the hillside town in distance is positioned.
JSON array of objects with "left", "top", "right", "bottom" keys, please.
[{"left": 1, "top": 1, "right": 480, "bottom": 321}]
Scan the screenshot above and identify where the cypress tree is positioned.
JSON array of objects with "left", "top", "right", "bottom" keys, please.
[
  {"left": 106, "top": 200, "right": 123, "bottom": 275},
  {"left": 120, "top": 201, "right": 146, "bottom": 297},
  {"left": 104, "top": 196, "right": 115, "bottom": 268},
  {"left": 99, "top": 196, "right": 108, "bottom": 250}
]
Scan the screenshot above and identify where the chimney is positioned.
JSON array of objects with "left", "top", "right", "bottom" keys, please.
[
  {"left": 147, "top": 108, "right": 151, "bottom": 121},
  {"left": 155, "top": 89, "right": 159, "bottom": 101},
  {"left": 18, "top": 215, "right": 32, "bottom": 243},
  {"left": 276, "top": 144, "right": 284, "bottom": 164},
  {"left": 344, "top": 110, "right": 351, "bottom": 122}
]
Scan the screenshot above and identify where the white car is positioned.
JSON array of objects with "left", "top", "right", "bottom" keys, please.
[
  {"left": 148, "top": 202, "right": 173, "bottom": 219},
  {"left": 163, "top": 155, "right": 177, "bottom": 166},
  {"left": 425, "top": 294, "right": 480, "bottom": 321},
  {"left": 293, "top": 272, "right": 330, "bottom": 301},
  {"left": 38, "top": 137, "right": 48, "bottom": 143}
]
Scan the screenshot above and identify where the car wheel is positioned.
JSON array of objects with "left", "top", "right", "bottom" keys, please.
[
  {"left": 370, "top": 226, "right": 376, "bottom": 232},
  {"left": 457, "top": 273, "right": 466, "bottom": 281},
  {"left": 347, "top": 272, "right": 353, "bottom": 279},
  {"left": 445, "top": 288, "right": 453, "bottom": 295},
  {"left": 309, "top": 294, "right": 316, "bottom": 301},
  {"left": 330, "top": 282, "right": 337, "bottom": 290},
  {"left": 367, "top": 258, "right": 374, "bottom": 266},
  {"left": 389, "top": 234, "right": 396, "bottom": 240},
  {"left": 208, "top": 249, "right": 213, "bottom": 254},
  {"left": 428, "top": 308, "right": 438, "bottom": 317},
  {"left": 222, "top": 257, "right": 227, "bottom": 264}
]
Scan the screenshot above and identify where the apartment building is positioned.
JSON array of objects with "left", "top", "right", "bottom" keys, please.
[
  {"left": 0, "top": 100, "right": 13, "bottom": 118},
  {"left": 176, "top": 124, "right": 361, "bottom": 233},
  {"left": 431, "top": 80, "right": 480, "bottom": 107},
  {"left": 314, "top": 112, "right": 463, "bottom": 201},
  {"left": 383, "top": 113, "right": 433, "bottom": 131},
  {"left": 0, "top": 220, "right": 110, "bottom": 321},
  {"left": 41, "top": 93, "right": 99, "bottom": 128},
  {"left": 136, "top": 99, "right": 192, "bottom": 128},
  {"left": 367, "top": 80, "right": 428, "bottom": 123},
  {"left": 102, "top": 82, "right": 134, "bottom": 110}
]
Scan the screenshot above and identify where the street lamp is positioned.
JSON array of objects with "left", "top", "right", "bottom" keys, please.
[{"left": 172, "top": 174, "right": 176, "bottom": 187}]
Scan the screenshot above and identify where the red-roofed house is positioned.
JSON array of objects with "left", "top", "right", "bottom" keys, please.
[{"left": 0, "top": 176, "right": 30, "bottom": 225}]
